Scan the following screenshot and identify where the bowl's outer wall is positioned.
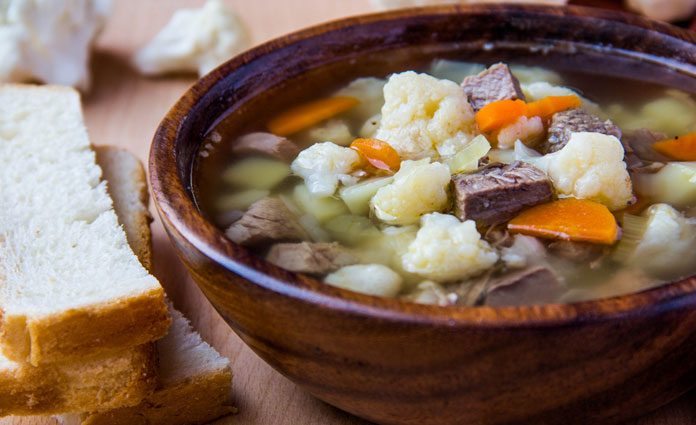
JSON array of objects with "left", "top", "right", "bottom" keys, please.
[{"left": 151, "top": 5, "right": 696, "bottom": 425}]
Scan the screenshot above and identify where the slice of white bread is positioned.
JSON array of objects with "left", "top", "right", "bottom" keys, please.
[
  {"left": 58, "top": 147, "right": 234, "bottom": 425},
  {"left": 58, "top": 309, "right": 234, "bottom": 425},
  {"left": 0, "top": 85, "right": 170, "bottom": 365},
  {"left": 0, "top": 344, "right": 157, "bottom": 416},
  {"left": 0, "top": 146, "right": 163, "bottom": 416}
]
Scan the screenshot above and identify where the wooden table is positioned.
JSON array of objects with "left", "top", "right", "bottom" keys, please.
[{"left": 2, "top": 1, "right": 696, "bottom": 424}]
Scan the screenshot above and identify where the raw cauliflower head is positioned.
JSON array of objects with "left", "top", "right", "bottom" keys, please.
[
  {"left": 544, "top": 132, "right": 633, "bottom": 210},
  {"left": 402, "top": 213, "right": 499, "bottom": 282},
  {"left": 290, "top": 142, "right": 360, "bottom": 196},
  {"left": 629, "top": 204, "right": 696, "bottom": 278},
  {"left": 371, "top": 159, "right": 450, "bottom": 225},
  {"left": 375, "top": 71, "right": 476, "bottom": 159}
]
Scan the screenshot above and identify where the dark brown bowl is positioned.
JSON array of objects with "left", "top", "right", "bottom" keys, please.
[{"left": 150, "top": 5, "right": 696, "bottom": 425}]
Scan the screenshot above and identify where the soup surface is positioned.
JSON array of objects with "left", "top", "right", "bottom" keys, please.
[{"left": 195, "top": 59, "right": 696, "bottom": 306}]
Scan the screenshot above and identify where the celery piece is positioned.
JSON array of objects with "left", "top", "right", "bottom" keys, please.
[
  {"left": 338, "top": 176, "right": 393, "bottom": 216},
  {"left": 215, "top": 189, "right": 269, "bottom": 211},
  {"left": 613, "top": 213, "right": 649, "bottom": 263},
  {"left": 293, "top": 184, "right": 348, "bottom": 223},
  {"left": 221, "top": 158, "right": 291, "bottom": 190},
  {"left": 324, "top": 214, "right": 381, "bottom": 246},
  {"left": 447, "top": 135, "right": 491, "bottom": 174}
]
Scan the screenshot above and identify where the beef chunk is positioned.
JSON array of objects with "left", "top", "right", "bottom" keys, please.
[
  {"left": 266, "top": 242, "right": 357, "bottom": 275},
  {"left": 544, "top": 109, "right": 622, "bottom": 153},
  {"left": 453, "top": 161, "right": 553, "bottom": 225},
  {"left": 225, "top": 197, "right": 308, "bottom": 246},
  {"left": 548, "top": 240, "right": 605, "bottom": 263},
  {"left": 622, "top": 128, "right": 669, "bottom": 173},
  {"left": 461, "top": 63, "right": 525, "bottom": 111},
  {"left": 232, "top": 132, "right": 300, "bottom": 163},
  {"left": 484, "top": 266, "right": 563, "bottom": 307}
]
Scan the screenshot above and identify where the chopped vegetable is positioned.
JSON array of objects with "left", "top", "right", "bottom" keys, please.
[
  {"left": 475, "top": 99, "right": 527, "bottom": 133},
  {"left": 339, "top": 176, "right": 393, "bottom": 216},
  {"left": 292, "top": 184, "right": 348, "bottom": 223},
  {"left": 488, "top": 148, "right": 515, "bottom": 164},
  {"left": 447, "top": 135, "right": 491, "bottom": 174},
  {"left": 324, "top": 214, "right": 381, "bottom": 246},
  {"left": 525, "top": 95, "right": 582, "bottom": 121},
  {"left": 350, "top": 138, "right": 401, "bottom": 173},
  {"left": 215, "top": 189, "right": 270, "bottom": 211},
  {"left": 634, "top": 162, "right": 696, "bottom": 207},
  {"left": 508, "top": 198, "right": 620, "bottom": 245},
  {"left": 221, "top": 158, "right": 291, "bottom": 190},
  {"left": 267, "top": 96, "right": 359, "bottom": 136},
  {"left": 652, "top": 132, "right": 696, "bottom": 160},
  {"left": 325, "top": 264, "right": 403, "bottom": 297},
  {"left": 613, "top": 213, "right": 649, "bottom": 263}
]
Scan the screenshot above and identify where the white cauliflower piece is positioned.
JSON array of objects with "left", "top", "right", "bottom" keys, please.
[
  {"left": 371, "top": 159, "right": 450, "bottom": 225},
  {"left": 325, "top": 264, "right": 403, "bottom": 297},
  {"left": 402, "top": 213, "right": 499, "bottom": 282},
  {"left": 375, "top": 71, "right": 476, "bottom": 159},
  {"left": 629, "top": 204, "right": 696, "bottom": 278},
  {"left": 291, "top": 142, "right": 360, "bottom": 196},
  {"left": 497, "top": 115, "right": 544, "bottom": 149},
  {"left": 307, "top": 119, "right": 353, "bottom": 146},
  {"left": 544, "top": 132, "right": 633, "bottom": 210},
  {"left": 135, "top": 0, "right": 249, "bottom": 77}
]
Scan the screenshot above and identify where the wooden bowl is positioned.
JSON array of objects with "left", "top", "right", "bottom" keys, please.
[{"left": 150, "top": 5, "right": 696, "bottom": 424}]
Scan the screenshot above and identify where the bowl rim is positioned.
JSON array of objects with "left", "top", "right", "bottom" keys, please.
[{"left": 150, "top": 3, "right": 696, "bottom": 328}]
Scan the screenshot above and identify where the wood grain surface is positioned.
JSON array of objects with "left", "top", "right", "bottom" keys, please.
[{"left": 1, "top": 1, "right": 695, "bottom": 424}]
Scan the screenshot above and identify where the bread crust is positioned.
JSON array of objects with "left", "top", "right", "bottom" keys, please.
[
  {"left": 0, "top": 343, "right": 157, "bottom": 416},
  {"left": 0, "top": 289, "right": 170, "bottom": 366},
  {"left": 75, "top": 369, "right": 234, "bottom": 425}
]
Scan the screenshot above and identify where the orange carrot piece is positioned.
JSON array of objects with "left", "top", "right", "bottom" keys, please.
[
  {"left": 525, "top": 95, "right": 581, "bottom": 120},
  {"left": 350, "top": 138, "right": 401, "bottom": 173},
  {"left": 508, "top": 198, "right": 620, "bottom": 245},
  {"left": 267, "top": 96, "right": 359, "bottom": 136},
  {"left": 653, "top": 132, "right": 696, "bottom": 160},
  {"left": 475, "top": 99, "right": 527, "bottom": 133}
]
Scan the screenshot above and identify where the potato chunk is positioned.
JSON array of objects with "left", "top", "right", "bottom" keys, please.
[{"left": 325, "top": 264, "right": 403, "bottom": 297}]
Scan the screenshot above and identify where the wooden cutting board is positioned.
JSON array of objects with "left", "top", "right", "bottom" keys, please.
[{"left": 2, "top": 1, "right": 695, "bottom": 424}]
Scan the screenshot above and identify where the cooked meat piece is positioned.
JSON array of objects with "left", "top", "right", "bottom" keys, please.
[
  {"left": 225, "top": 197, "right": 308, "bottom": 246},
  {"left": 548, "top": 240, "right": 606, "bottom": 263},
  {"left": 461, "top": 63, "right": 525, "bottom": 111},
  {"left": 484, "top": 266, "right": 563, "bottom": 307},
  {"left": 232, "top": 132, "right": 300, "bottom": 163},
  {"left": 453, "top": 161, "right": 553, "bottom": 225},
  {"left": 544, "top": 109, "right": 622, "bottom": 153},
  {"left": 266, "top": 242, "right": 357, "bottom": 275},
  {"left": 622, "top": 128, "right": 669, "bottom": 173}
]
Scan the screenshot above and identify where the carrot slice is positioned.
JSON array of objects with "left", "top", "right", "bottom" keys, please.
[
  {"left": 350, "top": 138, "right": 401, "bottom": 173},
  {"left": 508, "top": 198, "right": 620, "bottom": 245},
  {"left": 653, "top": 132, "right": 696, "bottom": 161},
  {"left": 525, "top": 95, "right": 582, "bottom": 120},
  {"left": 267, "top": 96, "right": 359, "bottom": 136},
  {"left": 475, "top": 99, "right": 527, "bottom": 133}
]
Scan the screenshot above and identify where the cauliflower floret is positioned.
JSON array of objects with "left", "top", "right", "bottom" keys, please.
[
  {"left": 371, "top": 159, "right": 450, "bottom": 225},
  {"left": 375, "top": 71, "right": 476, "bottom": 159},
  {"left": 629, "top": 204, "right": 696, "bottom": 278},
  {"left": 307, "top": 119, "right": 353, "bottom": 146},
  {"left": 402, "top": 213, "right": 499, "bottom": 282},
  {"left": 544, "top": 132, "right": 633, "bottom": 210},
  {"left": 291, "top": 142, "right": 360, "bottom": 196},
  {"left": 496, "top": 115, "right": 544, "bottom": 149},
  {"left": 325, "top": 264, "right": 403, "bottom": 297}
]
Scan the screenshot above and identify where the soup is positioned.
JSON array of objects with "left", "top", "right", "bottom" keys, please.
[{"left": 195, "top": 59, "right": 696, "bottom": 306}]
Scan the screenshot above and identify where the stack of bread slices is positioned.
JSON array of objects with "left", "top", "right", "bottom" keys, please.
[{"left": 0, "top": 85, "right": 234, "bottom": 424}]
